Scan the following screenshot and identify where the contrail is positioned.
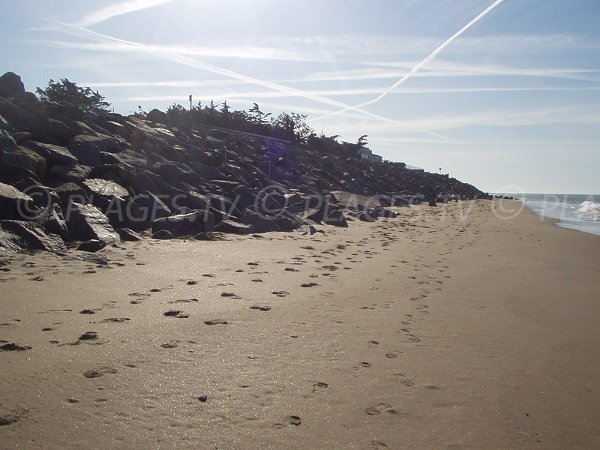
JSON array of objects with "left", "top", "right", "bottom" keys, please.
[
  {"left": 311, "top": 0, "right": 505, "bottom": 123},
  {"left": 52, "top": 22, "right": 450, "bottom": 141},
  {"left": 77, "top": 0, "right": 176, "bottom": 27}
]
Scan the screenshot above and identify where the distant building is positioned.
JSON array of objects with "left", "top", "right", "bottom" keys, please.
[
  {"left": 356, "top": 146, "right": 372, "bottom": 160},
  {"left": 368, "top": 153, "right": 382, "bottom": 164}
]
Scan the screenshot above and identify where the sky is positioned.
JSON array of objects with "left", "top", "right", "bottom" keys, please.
[{"left": 1, "top": 0, "right": 599, "bottom": 194}]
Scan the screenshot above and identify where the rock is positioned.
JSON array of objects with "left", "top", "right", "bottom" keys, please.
[
  {"left": 151, "top": 211, "right": 215, "bottom": 238},
  {"left": 38, "top": 203, "right": 70, "bottom": 240},
  {"left": 77, "top": 239, "right": 106, "bottom": 253},
  {"left": 21, "top": 140, "right": 77, "bottom": 165},
  {"left": 146, "top": 109, "right": 167, "bottom": 123},
  {"left": 230, "top": 184, "right": 257, "bottom": 210},
  {"left": 0, "top": 72, "right": 25, "bottom": 98},
  {"left": 82, "top": 178, "right": 129, "bottom": 199},
  {"left": 0, "top": 220, "right": 66, "bottom": 253},
  {"left": 301, "top": 225, "right": 317, "bottom": 235},
  {"left": 322, "top": 208, "right": 349, "bottom": 227},
  {"left": 0, "top": 182, "right": 33, "bottom": 220},
  {"left": 152, "top": 229, "right": 173, "bottom": 240},
  {"left": 153, "top": 161, "right": 203, "bottom": 186},
  {"left": 1, "top": 145, "right": 46, "bottom": 178},
  {"left": 48, "top": 164, "right": 92, "bottom": 183},
  {"left": 0, "top": 128, "right": 16, "bottom": 150},
  {"left": 124, "top": 193, "right": 172, "bottom": 230},
  {"left": 29, "top": 117, "right": 76, "bottom": 146},
  {"left": 66, "top": 203, "right": 120, "bottom": 244},
  {"left": 215, "top": 220, "right": 254, "bottom": 234},
  {"left": 53, "top": 182, "right": 88, "bottom": 206},
  {"left": 0, "top": 164, "right": 38, "bottom": 184},
  {"left": 241, "top": 209, "right": 280, "bottom": 233},
  {"left": 68, "top": 134, "right": 124, "bottom": 166},
  {"left": 181, "top": 191, "right": 210, "bottom": 211},
  {"left": 116, "top": 227, "right": 143, "bottom": 241},
  {"left": 189, "top": 162, "right": 221, "bottom": 181}
]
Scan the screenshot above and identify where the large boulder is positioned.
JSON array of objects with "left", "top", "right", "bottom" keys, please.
[
  {"left": 215, "top": 220, "right": 253, "bottom": 235},
  {"left": 0, "top": 220, "right": 66, "bottom": 253},
  {"left": 189, "top": 162, "right": 221, "bottom": 181},
  {"left": 68, "top": 134, "right": 125, "bottom": 166},
  {"left": 1, "top": 145, "right": 46, "bottom": 178},
  {"left": 322, "top": 208, "right": 349, "bottom": 227},
  {"left": 65, "top": 203, "right": 120, "bottom": 244},
  {"left": 152, "top": 161, "right": 203, "bottom": 186},
  {"left": 0, "top": 128, "right": 16, "bottom": 150},
  {"left": 82, "top": 178, "right": 129, "bottom": 199},
  {"left": 47, "top": 164, "right": 92, "bottom": 183},
  {"left": 0, "top": 72, "right": 25, "bottom": 99},
  {"left": 241, "top": 209, "right": 280, "bottom": 233},
  {"left": 22, "top": 141, "right": 77, "bottom": 166},
  {"left": 151, "top": 211, "right": 215, "bottom": 237},
  {"left": 0, "top": 182, "right": 33, "bottom": 220},
  {"left": 121, "top": 192, "right": 172, "bottom": 230}
]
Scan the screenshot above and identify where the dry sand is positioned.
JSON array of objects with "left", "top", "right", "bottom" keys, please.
[{"left": 1, "top": 200, "right": 599, "bottom": 449}]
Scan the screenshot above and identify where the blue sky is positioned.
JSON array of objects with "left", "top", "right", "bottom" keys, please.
[{"left": 1, "top": 0, "right": 599, "bottom": 194}]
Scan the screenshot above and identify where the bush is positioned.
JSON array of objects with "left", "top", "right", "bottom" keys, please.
[{"left": 36, "top": 78, "right": 109, "bottom": 117}]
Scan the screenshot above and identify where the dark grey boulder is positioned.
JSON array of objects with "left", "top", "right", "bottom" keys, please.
[
  {"left": 230, "top": 185, "right": 257, "bottom": 210},
  {"left": 0, "top": 220, "right": 66, "bottom": 253},
  {"left": 153, "top": 161, "right": 203, "bottom": 186},
  {"left": 122, "top": 193, "right": 172, "bottom": 230},
  {"left": 152, "top": 229, "right": 173, "bottom": 240},
  {"left": 0, "top": 72, "right": 25, "bottom": 98},
  {"left": 146, "top": 109, "right": 167, "bottom": 124},
  {"left": 22, "top": 141, "right": 77, "bottom": 166},
  {"left": 77, "top": 239, "right": 106, "bottom": 253},
  {"left": 66, "top": 203, "right": 120, "bottom": 244},
  {"left": 189, "top": 162, "right": 221, "bottom": 181},
  {"left": 38, "top": 203, "right": 69, "bottom": 240},
  {"left": 2, "top": 145, "right": 46, "bottom": 178},
  {"left": 322, "top": 208, "right": 349, "bottom": 227},
  {"left": 215, "top": 220, "right": 253, "bottom": 234},
  {"left": 152, "top": 211, "right": 215, "bottom": 238},
  {"left": 116, "top": 227, "right": 143, "bottom": 241},
  {"left": 0, "top": 181, "right": 33, "bottom": 220},
  {"left": 82, "top": 178, "right": 129, "bottom": 199},
  {"left": 68, "top": 134, "right": 125, "bottom": 166},
  {"left": 53, "top": 182, "right": 88, "bottom": 206},
  {"left": 48, "top": 164, "right": 92, "bottom": 184},
  {"left": 0, "top": 128, "right": 16, "bottom": 150},
  {"left": 241, "top": 209, "right": 280, "bottom": 233},
  {"left": 181, "top": 191, "right": 210, "bottom": 211}
]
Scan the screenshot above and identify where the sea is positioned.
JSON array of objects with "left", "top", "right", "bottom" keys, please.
[{"left": 514, "top": 194, "right": 600, "bottom": 236}]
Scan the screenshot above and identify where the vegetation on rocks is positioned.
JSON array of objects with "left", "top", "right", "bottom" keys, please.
[{"left": 0, "top": 72, "right": 490, "bottom": 254}]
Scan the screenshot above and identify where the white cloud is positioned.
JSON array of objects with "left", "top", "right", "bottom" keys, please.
[{"left": 77, "top": 0, "right": 176, "bottom": 27}]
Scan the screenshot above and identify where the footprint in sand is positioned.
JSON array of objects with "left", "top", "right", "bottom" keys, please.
[
  {"left": 365, "top": 403, "right": 393, "bottom": 415},
  {"left": 394, "top": 373, "right": 415, "bottom": 386},
  {"left": 272, "top": 290, "right": 290, "bottom": 298},
  {"left": 168, "top": 298, "right": 198, "bottom": 304},
  {"left": 83, "top": 366, "right": 117, "bottom": 378},
  {"left": 0, "top": 343, "right": 32, "bottom": 352},
  {"left": 163, "top": 310, "right": 189, "bottom": 319},
  {"left": 250, "top": 305, "right": 271, "bottom": 311},
  {"left": 301, "top": 282, "right": 319, "bottom": 288},
  {"left": 204, "top": 319, "right": 228, "bottom": 325},
  {"left": 368, "top": 340, "right": 379, "bottom": 348},
  {"left": 100, "top": 318, "right": 130, "bottom": 323},
  {"left": 353, "top": 361, "right": 371, "bottom": 370},
  {"left": 221, "top": 292, "right": 241, "bottom": 299}
]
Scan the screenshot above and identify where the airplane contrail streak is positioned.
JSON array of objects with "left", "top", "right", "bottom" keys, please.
[{"left": 310, "top": 0, "right": 505, "bottom": 123}]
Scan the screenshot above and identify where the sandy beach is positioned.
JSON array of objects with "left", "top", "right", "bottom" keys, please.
[{"left": 1, "top": 200, "right": 599, "bottom": 449}]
